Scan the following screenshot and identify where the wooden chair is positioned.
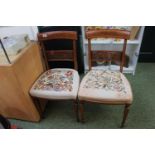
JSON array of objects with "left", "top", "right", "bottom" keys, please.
[
  {"left": 30, "top": 31, "right": 80, "bottom": 121},
  {"left": 78, "top": 29, "right": 133, "bottom": 127}
]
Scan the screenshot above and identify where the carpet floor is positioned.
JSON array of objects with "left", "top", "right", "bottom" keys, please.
[{"left": 9, "top": 63, "right": 155, "bottom": 129}]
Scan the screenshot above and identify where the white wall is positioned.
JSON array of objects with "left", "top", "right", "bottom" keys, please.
[{"left": 0, "top": 26, "right": 38, "bottom": 40}]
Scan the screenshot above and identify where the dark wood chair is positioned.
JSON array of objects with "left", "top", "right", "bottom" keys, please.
[
  {"left": 37, "top": 31, "right": 78, "bottom": 70},
  {"left": 30, "top": 31, "right": 80, "bottom": 121},
  {"left": 78, "top": 29, "right": 133, "bottom": 127}
]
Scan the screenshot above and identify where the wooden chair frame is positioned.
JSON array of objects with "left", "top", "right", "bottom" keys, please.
[
  {"left": 79, "top": 29, "right": 131, "bottom": 127},
  {"left": 38, "top": 31, "right": 78, "bottom": 71},
  {"left": 32, "top": 31, "right": 79, "bottom": 121},
  {"left": 86, "top": 29, "right": 130, "bottom": 72}
]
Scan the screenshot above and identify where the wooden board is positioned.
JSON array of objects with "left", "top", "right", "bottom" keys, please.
[
  {"left": 0, "top": 42, "right": 45, "bottom": 121},
  {"left": 130, "top": 26, "right": 140, "bottom": 40}
]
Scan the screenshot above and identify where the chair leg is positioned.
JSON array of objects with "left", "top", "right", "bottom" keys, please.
[
  {"left": 79, "top": 101, "right": 85, "bottom": 123},
  {"left": 74, "top": 100, "right": 79, "bottom": 122},
  {"left": 35, "top": 98, "right": 45, "bottom": 119},
  {"left": 121, "top": 104, "right": 130, "bottom": 128}
]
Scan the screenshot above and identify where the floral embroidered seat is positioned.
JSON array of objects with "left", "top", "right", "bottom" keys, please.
[
  {"left": 78, "top": 29, "right": 133, "bottom": 127},
  {"left": 30, "top": 68, "right": 79, "bottom": 100},
  {"left": 78, "top": 70, "right": 133, "bottom": 104}
]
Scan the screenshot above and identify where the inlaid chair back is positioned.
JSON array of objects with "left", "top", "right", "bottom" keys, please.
[
  {"left": 86, "top": 29, "right": 130, "bottom": 72},
  {"left": 38, "top": 31, "right": 78, "bottom": 70}
]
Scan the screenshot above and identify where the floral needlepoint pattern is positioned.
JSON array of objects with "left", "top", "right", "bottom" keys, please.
[
  {"left": 34, "top": 70, "right": 74, "bottom": 91},
  {"left": 83, "top": 70, "right": 126, "bottom": 94}
]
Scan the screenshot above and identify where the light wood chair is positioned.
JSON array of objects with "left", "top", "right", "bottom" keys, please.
[
  {"left": 78, "top": 29, "right": 133, "bottom": 127},
  {"left": 30, "top": 31, "right": 80, "bottom": 121}
]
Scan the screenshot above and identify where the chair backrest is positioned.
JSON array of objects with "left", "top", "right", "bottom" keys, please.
[
  {"left": 86, "top": 29, "right": 130, "bottom": 72},
  {"left": 38, "top": 31, "right": 78, "bottom": 70}
]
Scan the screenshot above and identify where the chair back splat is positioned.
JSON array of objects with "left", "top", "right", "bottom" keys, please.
[
  {"left": 86, "top": 29, "right": 130, "bottom": 72},
  {"left": 38, "top": 31, "right": 78, "bottom": 70}
]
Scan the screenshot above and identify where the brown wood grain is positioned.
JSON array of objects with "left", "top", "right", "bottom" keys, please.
[
  {"left": 38, "top": 31, "right": 77, "bottom": 41},
  {"left": 86, "top": 29, "right": 130, "bottom": 39},
  {"left": 46, "top": 50, "right": 73, "bottom": 61},
  {"left": 0, "top": 42, "right": 45, "bottom": 121},
  {"left": 86, "top": 29, "right": 130, "bottom": 72}
]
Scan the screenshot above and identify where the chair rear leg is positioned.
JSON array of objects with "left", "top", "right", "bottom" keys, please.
[
  {"left": 121, "top": 104, "right": 130, "bottom": 128},
  {"left": 33, "top": 98, "right": 42, "bottom": 115},
  {"left": 79, "top": 101, "right": 85, "bottom": 123},
  {"left": 34, "top": 98, "right": 46, "bottom": 119},
  {"left": 74, "top": 100, "right": 79, "bottom": 122}
]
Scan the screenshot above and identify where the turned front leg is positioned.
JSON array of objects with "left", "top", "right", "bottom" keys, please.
[
  {"left": 79, "top": 101, "right": 85, "bottom": 123},
  {"left": 121, "top": 104, "right": 130, "bottom": 128}
]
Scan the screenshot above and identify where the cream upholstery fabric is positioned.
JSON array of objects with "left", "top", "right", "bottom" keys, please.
[
  {"left": 30, "top": 68, "right": 80, "bottom": 100},
  {"left": 78, "top": 70, "right": 133, "bottom": 104}
]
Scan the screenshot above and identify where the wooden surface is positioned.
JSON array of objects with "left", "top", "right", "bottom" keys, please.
[
  {"left": 130, "top": 26, "right": 140, "bottom": 40},
  {"left": 46, "top": 50, "right": 73, "bottom": 61},
  {"left": 0, "top": 42, "right": 45, "bottom": 121},
  {"left": 86, "top": 29, "right": 130, "bottom": 39},
  {"left": 38, "top": 31, "right": 77, "bottom": 40}
]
